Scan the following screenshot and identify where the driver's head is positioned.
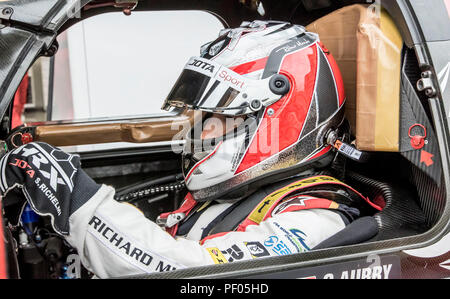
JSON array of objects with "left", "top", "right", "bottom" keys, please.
[{"left": 163, "top": 20, "right": 346, "bottom": 201}]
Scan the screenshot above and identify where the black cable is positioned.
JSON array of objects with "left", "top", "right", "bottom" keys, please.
[
  {"left": 346, "top": 171, "right": 392, "bottom": 207},
  {"left": 115, "top": 174, "right": 182, "bottom": 197},
  {"left": 345, "top": 171, "right": 392, "bottom": 225},
  {"left": 115, "top": 180, "right": 186, "bottom": 202},
  {"left": 46, "top": 56, "right": 55, "bottom": 121}
]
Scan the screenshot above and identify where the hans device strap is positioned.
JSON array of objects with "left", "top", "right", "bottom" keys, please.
[{"left": 158, "top": 175, "right": 382, "bottom": 238}]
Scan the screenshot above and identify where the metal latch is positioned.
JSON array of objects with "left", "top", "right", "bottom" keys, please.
[
  {"left": 417, "top": 71, "right": 437, "bottom": 97},
  {"left": 156, "top": 212, "right": 186, "bottom": 229},
  {"left": 325, "top": 129, "right": 367, "bottom": 162},
  {"left": 84, "top": 1, "right": 138, "bottom": 16},
  {"left": 0, "top": 7, "right": 13, "bottom": 29}
]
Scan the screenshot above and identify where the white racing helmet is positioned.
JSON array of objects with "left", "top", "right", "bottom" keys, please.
[{"left": 162, "top": 20, "right": 346, "bottom": 201}]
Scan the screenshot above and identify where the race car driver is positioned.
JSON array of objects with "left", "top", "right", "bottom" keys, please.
[{"left": 0, "top": 21, "right": 382, "bottom": 278}]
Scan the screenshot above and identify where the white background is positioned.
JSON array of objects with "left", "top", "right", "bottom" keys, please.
[{"left": 52, "top": 11, "right": 224, "bottom": 120}]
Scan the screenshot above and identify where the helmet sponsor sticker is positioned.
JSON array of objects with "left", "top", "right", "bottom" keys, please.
[
  {"left": 186, "top": 58, "right": 216, "bottom": 74},
  {"left": 218, "top": 70, "right": 245, "bottom": 89}
]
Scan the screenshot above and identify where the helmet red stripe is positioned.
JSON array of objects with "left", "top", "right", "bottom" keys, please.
[
  {"left": 236, "top": 45, "right": 318, "bottom": 174},
  {"left": 307, "top": 145, "right": 332, "bottom": 161},
  {"left": 229, "top": 57, "right": 268, "bottom": 75}
]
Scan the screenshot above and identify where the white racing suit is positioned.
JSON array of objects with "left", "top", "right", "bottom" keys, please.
[
  {"left": 68, "top": 186, "right": 348, "bottom": 277},
  {"left": 0, "top": 142, "right": 380, "bottom": 278}
]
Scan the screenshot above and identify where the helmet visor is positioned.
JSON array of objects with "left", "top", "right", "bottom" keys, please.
[{"left": 162, "top": 56, "right": 279, "bottom": 116}]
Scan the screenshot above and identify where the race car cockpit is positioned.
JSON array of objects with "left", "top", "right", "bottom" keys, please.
[{"left": 0, "top": 0, "right": 448, "bottom": 280}]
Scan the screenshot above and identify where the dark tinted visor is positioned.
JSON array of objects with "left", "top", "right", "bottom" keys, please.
[{"left": 166, "top": 69, "right": 211, "bottom": 108}]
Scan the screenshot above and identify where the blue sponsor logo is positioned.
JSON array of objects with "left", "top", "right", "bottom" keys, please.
[
  {"left": 264, "top": 235, "right": 292, "bottom": 256},
  {"left": 289, "top": 229, "right": 310, "bottom": 251}
]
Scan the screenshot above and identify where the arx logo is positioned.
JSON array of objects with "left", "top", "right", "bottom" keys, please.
[
  {"left": 13, "top": 144, "right": 75, "bottom": 192},
  {"left": 188, "top": 59, "right": 215, "bottom": 73}
]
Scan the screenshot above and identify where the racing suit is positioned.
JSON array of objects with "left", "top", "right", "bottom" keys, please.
[{"left": 0, "top": 142, "right": 379, "bottom": 278}]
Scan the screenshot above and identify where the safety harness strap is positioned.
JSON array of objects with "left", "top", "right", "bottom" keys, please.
[
  {"left": 237, "top": 196, "right": 339, "bottom": 232},
  {"left": 236, "top": 175, "right": 378, "bottom": 231},
  {"left": 156, "top": 193, "right": 197, "bottom": 236},
  {"left": 200, "top": 175, "right": 380, "bottom": 244},
  {"left": 200, "top": 196, "right": 341, "bottom": 245},
  {"left": 158, "top": 175, "right": 382, "bottom": 238}
]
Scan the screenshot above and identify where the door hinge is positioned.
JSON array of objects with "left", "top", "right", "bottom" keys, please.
[{"left": 417, "top": 70, "right": 438, "bottom": 97}]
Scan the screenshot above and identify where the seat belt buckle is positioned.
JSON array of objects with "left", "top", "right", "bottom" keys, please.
[{"left": 156, "top": 212, "right": 186, "bottom": 229}]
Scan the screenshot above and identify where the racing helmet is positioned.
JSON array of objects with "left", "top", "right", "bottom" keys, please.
[{"left": 162, "top": 20, "right": 346, "bottom": 201}]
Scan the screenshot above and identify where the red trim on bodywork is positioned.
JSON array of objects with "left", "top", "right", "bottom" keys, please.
[
  {"left": 12, "top": 74, "right": 29, "bottom": 129},
  {"left": 0, "top": 206, "right": 7, "bottom": 279}
]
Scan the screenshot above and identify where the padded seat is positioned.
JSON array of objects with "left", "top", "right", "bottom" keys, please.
[{"left": 307, "top": 5, "right": 403, "bottom": 152}]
